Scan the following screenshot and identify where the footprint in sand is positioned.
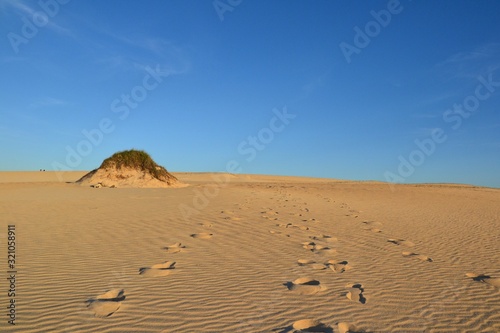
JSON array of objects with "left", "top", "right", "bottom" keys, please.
[
  {"left": 139, "top": 261, "right": 176, "bottom": 277},
  {"left": 261, "top": 210, "right": 279, "bottom": 220},
  {"left": 302, "top": 218, "right": 319, "bottom": 223},
  {"left": 86, "top": 289, "right": 125, "bottom": 318},
  {"left": 190, "top": 233, "right": 213, "bottom": 239},
  {"left": 221, "top": 210, "right": 241, "bottom": 220},
  {"left": 284, "top": 277, "right": 326, "bottom": 295},
  {"left": 344, "top": 283, "right": 366, "bottom": 304},
  {"left": 224, "top": 216, "right": 242, "bottom": 221},
  {"left": 466, "top": 273, "right": 500, "bottom": 288},
  {"left": 278, "top": 223, "right": 309, "bottom": 231},
  {"left": 309, "top": 235, "right": 338, "bottom": 242},
  {"left": 270, "top": 230, "right": 291, "bottom": 237},
  {"left": 163, "top": 242, "right": 186, "bottom": 254},
  {"left": 362, "top": 221, "right": 383, "bottom": 233},
  {"left": 337, "top": 322, "right": 364, "bottom": 333},
  {"left": 302, "top": 242, "right": 316, "bottom": 251},
  {"left": 275, "top": 319, "right": 332, "bottom": 333},
  {"left": 297, "top": 259, "right": 327, "bottom": 270},
  {"left": 311, "top": 263, "right": 328, "bottom": 270},
  {"left": 387, "top": 238, "right": 415, "bottom": 247},
  {"left": 302, "top": 242, "right": 336, "bottom": 254},
  {"left": 402, "top": 251, "right": 433, "bottom": 262},
  {"left": 362, "top": 221, "right": 382, "bottom": 227},
  {"left": 297, "top": 259, "right": 316, "bottom": 266},
  {"left": 292, "top": 319, "right": 332, "bottom": 332},
  {"left": 327, "top": 260, "right": 352, "bottom": 273},
  {"left": 199, "top": 222, "right": 213, "bottom": 228}
]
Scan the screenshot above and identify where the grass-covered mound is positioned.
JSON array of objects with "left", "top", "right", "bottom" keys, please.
[
  {"left": 100, "top": 150, "right": 175, "bottom": 181},
  {"left": 77, "top": 149, "right": 179, "bottom": 188}
]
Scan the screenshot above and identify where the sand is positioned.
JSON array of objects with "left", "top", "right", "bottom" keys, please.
[
  {"left": 0, "top": 172, "right": 499, "bottom": 332},
  {"left": 76, "top": 167, "right": 184, "bottom": 188}
]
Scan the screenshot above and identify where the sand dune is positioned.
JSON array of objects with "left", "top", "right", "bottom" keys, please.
[{"left": 0, "top": 172, "right": 499, "bottom": 332}]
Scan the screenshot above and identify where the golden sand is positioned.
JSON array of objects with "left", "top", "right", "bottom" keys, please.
[{"left": 0, "top": 172, "right": 499, "bottom": 332}]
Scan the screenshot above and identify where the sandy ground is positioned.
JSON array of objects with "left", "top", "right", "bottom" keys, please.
[{"left": 0, "top": 172, "right": 499, "bottom": 332}]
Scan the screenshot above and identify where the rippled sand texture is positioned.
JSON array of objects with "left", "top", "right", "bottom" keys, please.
[{"left": 0, "top": 172, "right": 499, "bottom": 332}]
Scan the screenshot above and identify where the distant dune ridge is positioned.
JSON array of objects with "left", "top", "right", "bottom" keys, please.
[{"left": 76, "top": 149, "right": 183, "bottom": 188}]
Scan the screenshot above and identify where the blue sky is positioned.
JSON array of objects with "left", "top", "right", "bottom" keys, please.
[{"left": 1, "top": 0, "right": 499, "bottom": 188}]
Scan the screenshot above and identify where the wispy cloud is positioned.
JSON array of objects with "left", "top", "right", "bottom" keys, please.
[
  {"left": 79, "top": 25, "right": 191, "bottom": 75},
  {"left": 2, "top": 0, "right": 73, "bottom": 37},
  {"left": 412, "top": 127, "right": 443, "bottom": 138},
  {"left": 412, "top": 113, "right": 440, "bottom": 119},
  {"left": 29, "top": 97, "right": 69, "bottom": 109},
  {"left": 108, "top": 34, "right": 184, "bottom": 58},
  {"left": 411, "top": 91, "right": 460, "bottom": 118},
  {"left": 435, "top": 43, "right": 500, "bottom": 80},
  {"left": 418, "top": 91, "right": 459, "bottom": 106}
]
